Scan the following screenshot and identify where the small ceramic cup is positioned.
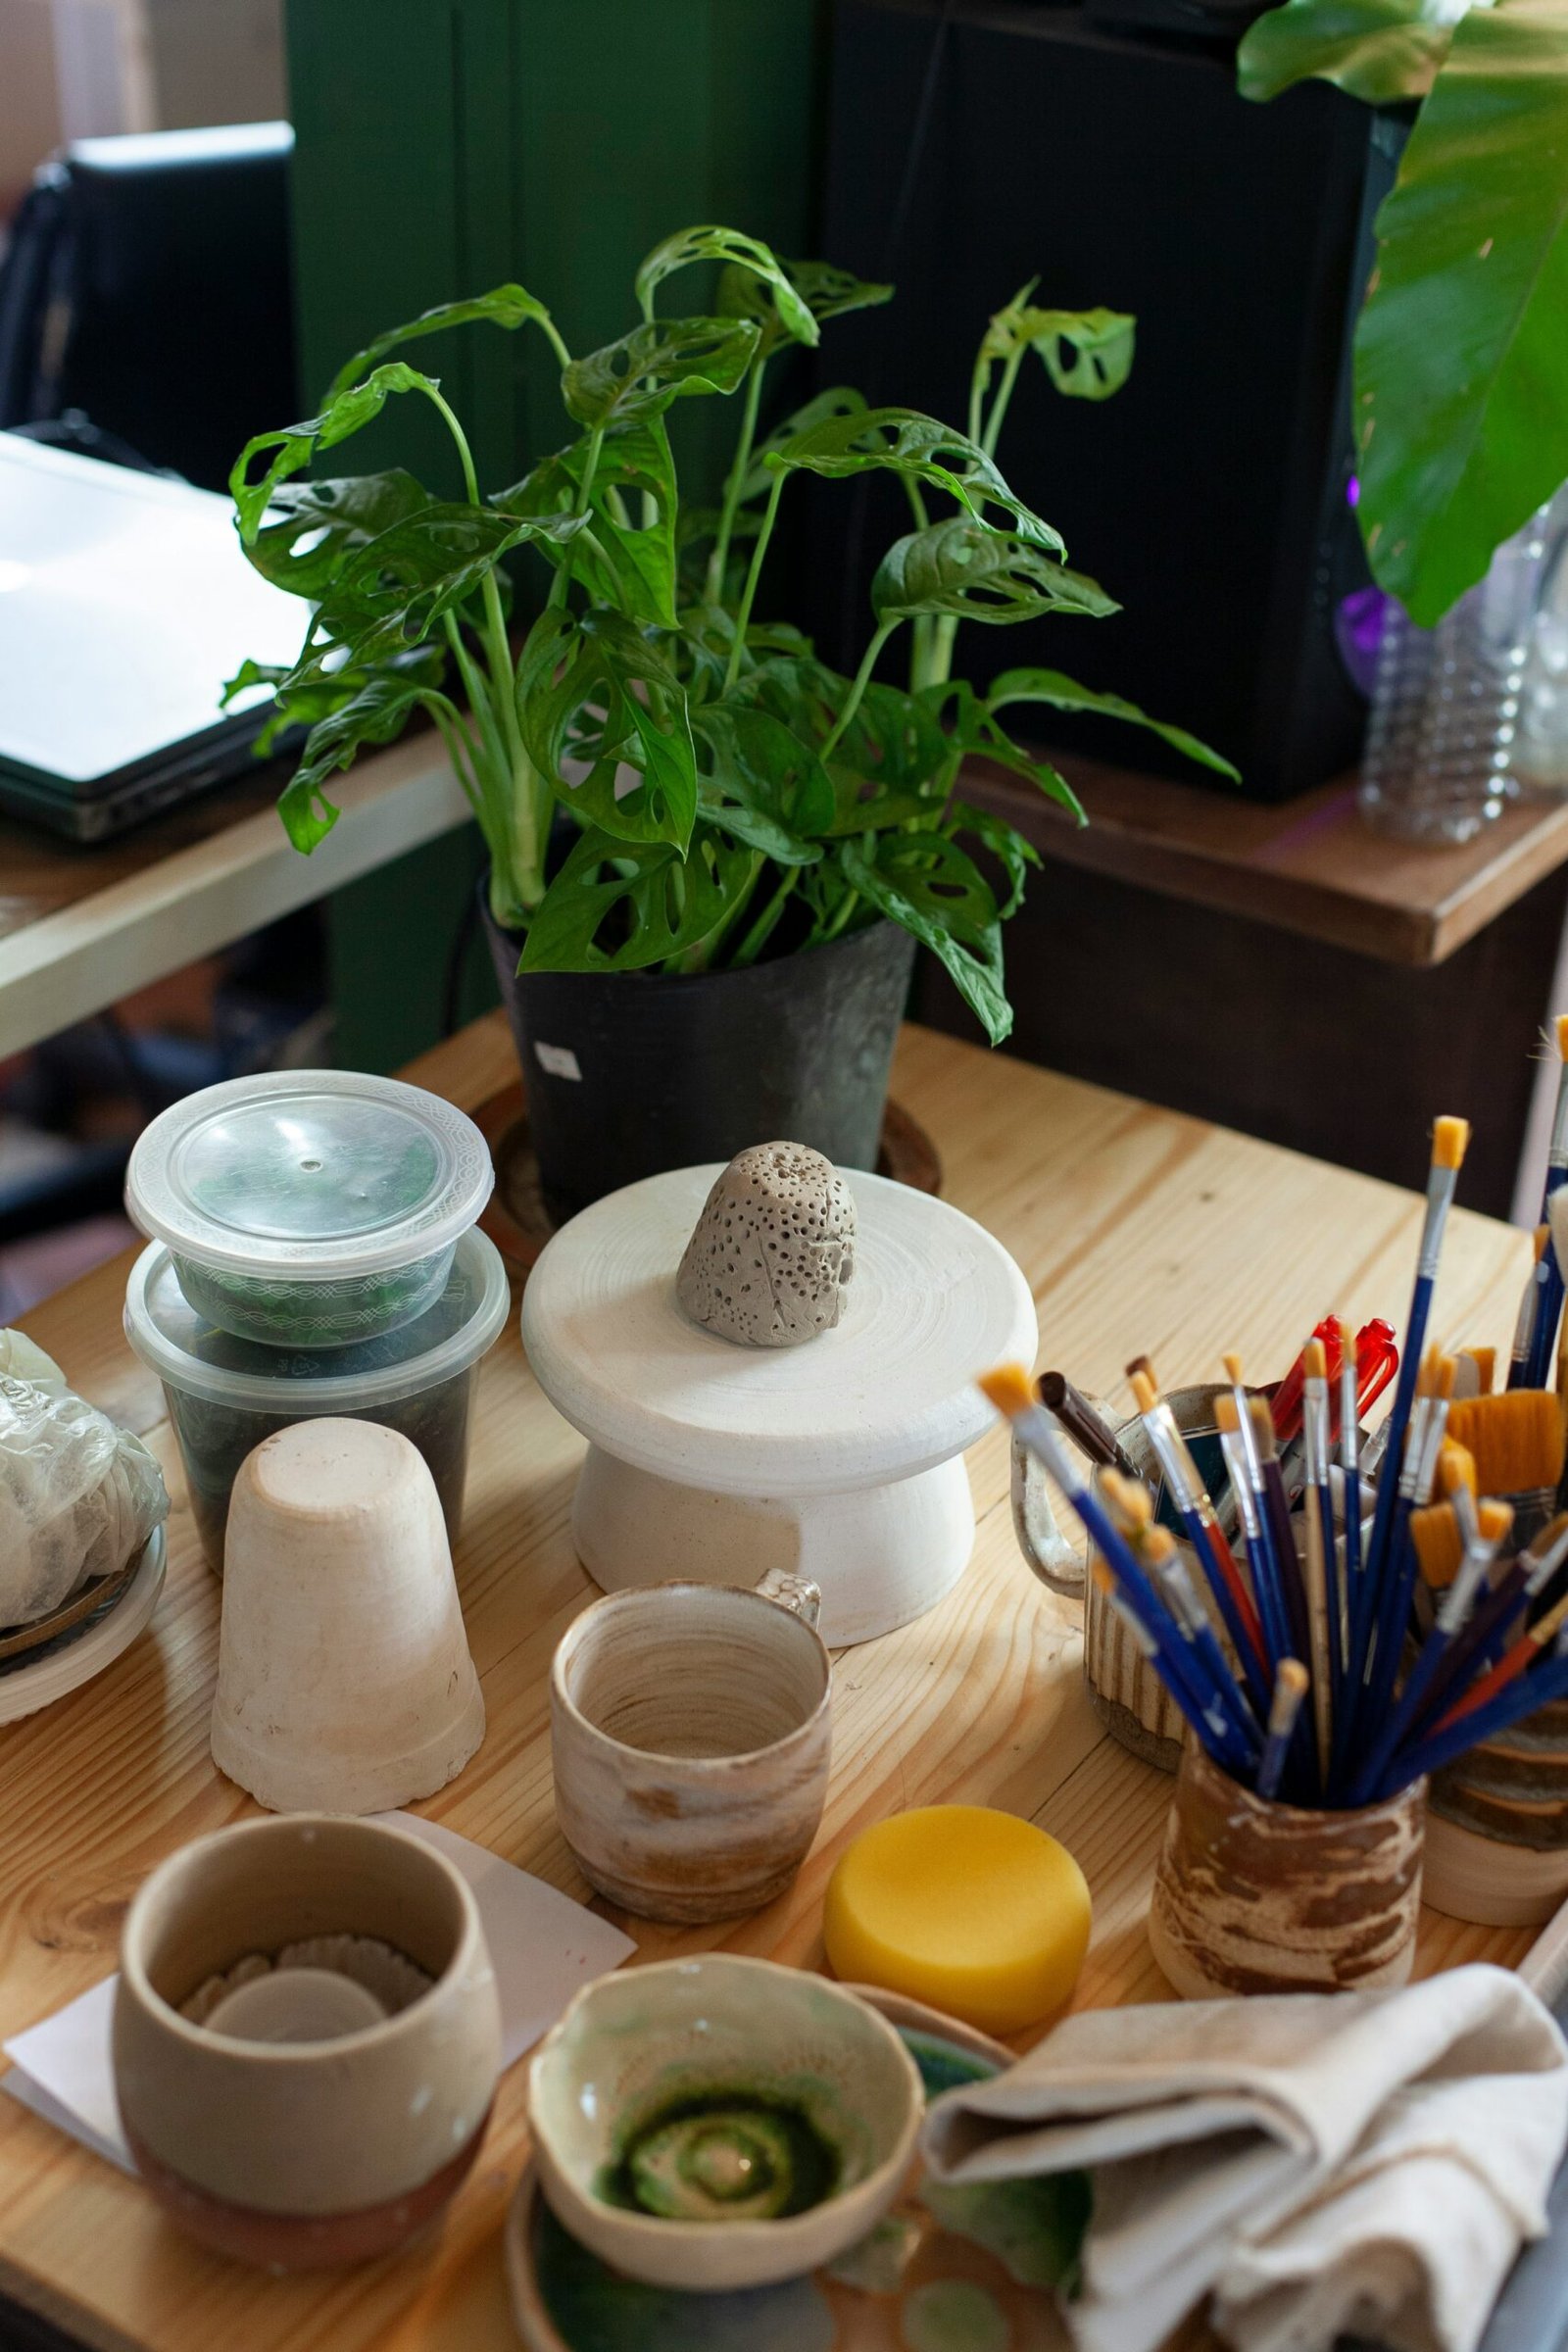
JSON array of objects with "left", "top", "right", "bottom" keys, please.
[
  {"left": 1147, "top": 1740, "right": 1427, "bottom": 1998},
  {"left": 112, "top": 1814, "right": 503, "bottom": 2268},
  {"left": 550, "top": 1571, "right": 830, "bottom": 1923},
  {"left": 527, "top": 1953, "right": 923, "bottom": 2292}
]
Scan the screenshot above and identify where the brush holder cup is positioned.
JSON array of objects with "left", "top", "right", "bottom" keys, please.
[
  {"left": 1012, "top": 1384, "right": 1230, "bottom": 1771},
  {"left": 1148, "top": 1742, "right": 1427, "bottom": 1998}
]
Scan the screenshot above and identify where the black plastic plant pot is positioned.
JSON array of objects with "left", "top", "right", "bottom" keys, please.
[{"left": 482, "top": 895, "right": 917, "bottom": 1226}]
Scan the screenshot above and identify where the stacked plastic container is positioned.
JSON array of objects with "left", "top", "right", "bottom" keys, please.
[{"left": 123, "top": 1072, "right": 505, "bottom": 1569}]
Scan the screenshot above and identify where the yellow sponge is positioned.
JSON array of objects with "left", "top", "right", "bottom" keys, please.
[{"left": 823, "top": 1805, "right": 1091, "bottom": 2036}]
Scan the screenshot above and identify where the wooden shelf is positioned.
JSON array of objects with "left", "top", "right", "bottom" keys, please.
[
  {"left": 0, "top": 736, "right": 469, "bottom": 1060},
  {"left": 969, "top": 750, "right": 1568, "bottom": 968}
]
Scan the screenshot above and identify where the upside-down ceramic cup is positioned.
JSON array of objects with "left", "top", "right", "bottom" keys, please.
[
  {"left": 112, "top": 1814, "right": 503, "bottom": 2268},
  {"left": 1148, "top": 1740, "right": 1427, "bottom": 1998},
  {"left": 527, "top": 1954, "right": 923, "bottom": 2291},
  {"left": 210, "top": 1418, "right": 485, "bottom": 1813},
  {"left": 550, "top": 1572, "right": 831, "bottom": 1923}
]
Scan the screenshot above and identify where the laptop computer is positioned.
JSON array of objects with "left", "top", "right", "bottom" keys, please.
[{"left": 0, "top": 432, "right": 308, "bottom": 841}]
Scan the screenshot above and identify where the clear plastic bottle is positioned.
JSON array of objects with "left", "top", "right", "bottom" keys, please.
[
  {"left": 1358, "top": 496, "right": 1560, "bottom": 845},
  {"left": 1516, "top": 484, "right": 1568, "bottom": 793}
]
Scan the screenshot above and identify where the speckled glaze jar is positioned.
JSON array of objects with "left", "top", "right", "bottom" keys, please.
[{"left": 1148, "top": 1742, "right": 1426, "bottom": 1998}]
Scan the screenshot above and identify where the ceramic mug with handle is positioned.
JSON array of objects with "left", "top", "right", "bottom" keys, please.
[
  {"left": 1011, "top": 1384, "right": 1238, "bottom": 1773},
  {"left": 550, "top": 1567, "right": 831, "bottom": 1923}
]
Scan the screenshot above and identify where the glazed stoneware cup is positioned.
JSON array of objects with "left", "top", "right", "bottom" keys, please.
[
  {"left": 112, "top": 1814, "right": 503, "bottom": 2269},
  {"left": 210, "top": 1418, "right": 485, "bottom": 1814},
  {"left": 1148, "top": 1740, "right": 1427, "bottom": 1998},
  {"left": 527, "top": 1954, "right": 923, "bottom": 2292},
  {"left": 550, "top": 1572, "right": 831, "bottom": 1924}
]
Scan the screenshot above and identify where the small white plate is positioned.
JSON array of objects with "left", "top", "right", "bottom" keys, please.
[{"left": 0, "top": 1527, "right": 166, "bottom": 1724}]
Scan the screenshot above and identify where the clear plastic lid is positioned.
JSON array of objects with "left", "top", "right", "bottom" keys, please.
[
  {"left": 123, "top": 1228, "right": 511, "bottom": 1410},
  {"left": 124, "top": 1070, "right": 494, "bottom": 1280}
]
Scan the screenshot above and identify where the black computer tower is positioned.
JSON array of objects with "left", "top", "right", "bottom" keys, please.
[{"left": 811, "top": 0, "right": 1401, "bottom": 800}]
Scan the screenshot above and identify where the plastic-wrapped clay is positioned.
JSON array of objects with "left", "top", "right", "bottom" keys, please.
[
  {"left": 0, "top": 1328, "right": 66, "bottom": 1394},
  {"left": 0, "top": 1375, "right": 170, "bottom": 1627},
  {"left": 675, "top": 1142, "right": 856, "bottom": 1348}
]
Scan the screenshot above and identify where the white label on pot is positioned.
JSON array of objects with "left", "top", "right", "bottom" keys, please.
[{"left": 534, "top": 1043, "right": 583, "bottom": 1082}]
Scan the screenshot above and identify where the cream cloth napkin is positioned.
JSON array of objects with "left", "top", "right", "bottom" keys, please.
[{"left": 919, "top": 1965, "right": 1568, "bottom": 2352}]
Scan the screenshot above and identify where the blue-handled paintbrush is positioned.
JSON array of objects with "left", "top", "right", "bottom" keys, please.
[
  {"left": 1347, "top": 1499, "right": 1513, "bottom": 1805},
  {"left": 1373, "top": 1624, "right": 1568, "bottom": 1797},
  {"left": 1521, "top": 1017, "right": 1568, "bottom": 1389}
]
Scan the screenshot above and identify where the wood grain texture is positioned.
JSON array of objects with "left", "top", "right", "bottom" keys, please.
[{"left": 0, "top": 1016, "right": 1540, "bottom": 2352}]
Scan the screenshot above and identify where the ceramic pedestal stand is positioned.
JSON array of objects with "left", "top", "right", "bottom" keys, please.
[{"left": 521, "top": 1166, "right": 1038, "bottom": 1646}]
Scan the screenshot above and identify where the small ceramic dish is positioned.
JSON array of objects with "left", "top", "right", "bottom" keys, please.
[
  {"left": 0, "top": 1526, "right": 165, "bottom": 1726},
  {"left": 527, "top": 1955, "right": 923, "bottom": 2293},
  {"left": 113, "top": 1813, "right": 503, "bottom": 2269}
]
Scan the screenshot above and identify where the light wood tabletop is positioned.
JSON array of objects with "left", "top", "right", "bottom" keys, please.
[{"left": 0, "top": 1015, "right": 1543, "bottom": 2352}]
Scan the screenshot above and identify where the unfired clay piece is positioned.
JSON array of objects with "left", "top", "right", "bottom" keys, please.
[{"left": 675, "top": 1142, "right": 856, "bottom": 1348}]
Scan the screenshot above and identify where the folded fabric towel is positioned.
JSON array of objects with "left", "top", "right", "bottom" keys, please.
[{"left": 919, "top": 1965, "right": 1568, "bottom": 2352}]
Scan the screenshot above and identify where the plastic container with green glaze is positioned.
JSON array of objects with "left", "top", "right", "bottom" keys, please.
[
  {"left": 122, "top": 1229, "right": 510, "bottom": 1572},
  {"left": 124, "top": 1070, "right": 494, "bottom": 1349}
]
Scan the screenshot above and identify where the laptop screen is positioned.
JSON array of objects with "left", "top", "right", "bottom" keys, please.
[{"left": 0, "top": 434, "right": 307, "bottom": 793}]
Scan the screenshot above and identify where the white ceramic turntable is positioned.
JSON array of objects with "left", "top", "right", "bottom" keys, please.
[{"left": 521, "top": 1165, "right": 1037, "bottom": 1645}]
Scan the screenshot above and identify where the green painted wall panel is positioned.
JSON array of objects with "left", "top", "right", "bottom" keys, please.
[{"left": 283, "top": 0, "right": 825, "bottom": 1070}]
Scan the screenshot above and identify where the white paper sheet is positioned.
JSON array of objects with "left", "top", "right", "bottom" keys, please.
[{"left": 0, "top": 1814, "right": 633, "bottom": 2171}]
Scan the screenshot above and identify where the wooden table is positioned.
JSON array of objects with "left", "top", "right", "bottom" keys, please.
[{"left": 0, "top": 1015, "right": 1543, "bottom": 2352}]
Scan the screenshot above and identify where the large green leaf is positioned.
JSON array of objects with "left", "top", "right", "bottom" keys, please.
[
  {"left": 1238, "top": 0, "right": 1458, "bottom": 104},
  {"left": 515, "top": 608, "right": 697, "bottom": 850},
  {"left": 841, "top": 833, "right": 1012, "bottom": 1045},
  {"left": 922, "top": 680, "right": 1086, "bottom": 822},
  {"left": 736, "top": 655, "right": 951, "bottom": 826},
  {"left": 563, "top": 317, "right": 761, "bottom": 429},
  {"left": 979, "top": 283, "right": 1137, "bottom": 400},
  {"left": 498, "top": 417, "right": 679, "bottom": 624},
  {"left": 311, "top": 505, "right": 588, "bottom": 668},
  {"left": 1352, "top": 0, "right": 1568, "bottom": 622},
  {"left": 987, "top": 665, "right": 1241, "bottom": 779},
  {"left": 768, "top": 407, "right": 1065, "bottom": 551},
  {"left": 517, "top": 822, "right": 755, "bottom": 972},
  {"left": 636, "top": 226, "right": 818, "bottom": 345},
  {"left": 231, "top": 364, "right": 438, "bottom": 542},
  {"left": 277, "top": 670, "right": 449, "bottom": 852},
  {"left": 326, "top": 284, "right": 559, "bottom": 401},
  {"left": 691, "top": 705, "right": 834, "bottom": 863},
  {"left": 741, "top": 387, "right": 870, "bottom": 501},
  {"left": 872, "top": 520, "right": 1117, "bottom": 625},
  {"left": 238, "top": 470, "right": 435, "bottom": 603},
  {"left": 717, "top": 256, "right": 892, "bottom": 354},
  {"left": 948, "top": 800, "right": 1042, "bottom": 920}
]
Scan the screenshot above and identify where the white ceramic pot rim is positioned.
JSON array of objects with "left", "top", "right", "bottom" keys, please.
[
  {"left": 551, "top": 1583, "right": 832, "bottom": 1769},
  {"left": 121, "top": 1814, "right": 487, "bottom": 2063},
  {"left": 528, "top": 1955, "right": 923, "bottom": 2272}
]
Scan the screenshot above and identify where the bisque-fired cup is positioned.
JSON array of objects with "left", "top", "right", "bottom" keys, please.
[
  {"left": 550, "top": 1571, "right": 831, "bottom": 1923},
  {"left": 112, "top": 1814, "right": 503, "bottom": 2268},
  {"left": 1148, "top": 1740, "right": 1427, "bottom": 1999}
]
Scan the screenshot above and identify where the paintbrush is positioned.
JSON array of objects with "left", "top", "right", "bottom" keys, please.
[
  {"left": 1408, "top": 1441, "right": 1480, "bottom": 1590},
  {"left": 980, "top": 1366, "right": 1252, "bottom": 1770},
  {"left": 1437, "top": 1587, "right": 1568, "bottom": 1731},
  {"left": 1126, "top": 1361, "right": 1269, "bottom": 1704},
  {"left": 1343, "top": 1116, "right": 1470, "bottom": 1749},
  {"left": 1521, "top": 1017, "right": 1568, "bottom": 1388},
  {"left": 1091, "top": 1564, "right": 1253, "bottom": 1769},
  {"left": 1409, "top": 1511, "right": 1568, "bottom": 1734},
  {"left": 1335, "top": 1316, "right": 1361, "bottom": 1704},
  {"left": 1509, "top": 1227, "right": 1551, "bottom": 1392},
  {"left": 1376, "top": 1625, "right": 1568, "bottom": 1796},
  {"left": 1300, "top": 1337, "right": 1338, "bottom": 1774},
  {"left": 1452, "top": 1346, "right": 1496, "bottom": 1400},
  {"left": 1135, "top": 1519, "right": 1262, "bottom": 1754},
  {"left": 1249, "top": 1394, "right": 1312, "bottom": 1669},
  {"left": 1257, "top": 1659, "right": 1310, "bottom": 1801},
  {"left": 1347, "top": 1499, "right": 1513, "bottom": 1804},
  {"left": 1037, "top": 1370, "right": 1139, "bottom": 1478},
  {"left": 1445, "top": 1389, "right": 1566, "bottom": 1498},
  {"left": 1354, "top": 1350, "right": 1457, "bottom": 1769},
  {"left": 1215, "top": 1390, "right": 1289, "bottom": 1673}
]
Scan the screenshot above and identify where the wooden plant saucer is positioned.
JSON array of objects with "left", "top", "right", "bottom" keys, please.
[{"left": 475, "top": 1080, "right": 942, "bottom": 1281}]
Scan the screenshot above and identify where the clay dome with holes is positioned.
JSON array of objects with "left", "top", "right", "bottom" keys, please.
[{"left": 676, "top": 1142, "right": 857, "bottom": 1348}]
